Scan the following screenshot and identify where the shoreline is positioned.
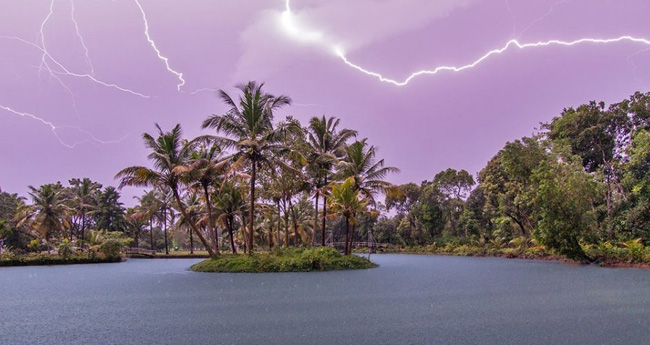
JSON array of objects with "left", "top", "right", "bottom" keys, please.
[{"left": 368, "top": 249, "right": 650, "bottom": 269}]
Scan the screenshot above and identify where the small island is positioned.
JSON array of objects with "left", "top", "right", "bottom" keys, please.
[{"left": 190, "top": 247, "right": 375, "bottom": 273}]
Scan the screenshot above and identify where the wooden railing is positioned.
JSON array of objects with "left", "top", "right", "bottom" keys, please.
[{"left": 123, "top": 248, "right": 157, "bottom": 257}]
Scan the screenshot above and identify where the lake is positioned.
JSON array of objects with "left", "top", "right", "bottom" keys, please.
[{"left": 1, "top": 254, "right": 649, "bottom": 344}]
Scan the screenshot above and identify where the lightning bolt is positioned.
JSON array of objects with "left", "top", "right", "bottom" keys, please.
[
  {"left": 283, "top": 0, "right": 650, "bottom": 87},
  {"left": 134, "top": 0, "right": 186, "bottom": 91},
  {"left": 516, "top": 0, "right": 570, "bottom": 39},
  {"left": 0, "top": 104, "right": 127, "bottom": 148},
  {"left": 0, "top": 35, "right": 151, "bottom": 98},
  {"left": 337, "top": 36, "right": 650, "bottom": 86},
  {"left": 70, "top": 0, "right": 95, "bottom": 76}
]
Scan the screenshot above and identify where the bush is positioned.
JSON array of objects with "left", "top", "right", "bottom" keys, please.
[
  {"left": 99, "top": 239, "right": 124, "bottom": 259},
  {"left": 191, "top": 247, "right": 376, "bottom": 273}
]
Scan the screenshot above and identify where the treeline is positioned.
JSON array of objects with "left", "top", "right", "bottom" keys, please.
[
  {"left": 3, "top": 86, "right": 650, "bottom": 263},
  {"left": 377, "top": 91, "right": 650, "bottom": 261},
  {"left": 1, "top": 81, "right": 397, "bottom": 258}
]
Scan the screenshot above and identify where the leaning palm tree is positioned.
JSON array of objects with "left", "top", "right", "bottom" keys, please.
[
  {"left": 327, "top": 177, "right": 367, "bottom": 255},
  {"left": 305, "top": 116, "right": 357, "bottom": 246},
  {"left": 174, "top": 192, "right": 203, "bottom": 254},
  {"left": 175, "top": 143, "right": 229, "bottom": 255},
  {"left": 115, "top": 124, "right": 218, "bottom": 259},
  {"left": 202, "top": 81, "right": 292, "bottom": 254}
]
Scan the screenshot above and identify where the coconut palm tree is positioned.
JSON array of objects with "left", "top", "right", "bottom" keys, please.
[
  {"left": 174, "top": 192, "right": 203, "bottom": 254},
  {"left": 214, "top": 180, "right": 248, "bottom": 254},
  {"left": 305, "top": 116, "right": 357, "bottom": 245},
  {"left": 26, "top": 183, "right": 71, "bottom": 253},
  {"left": 115, "top": 124, "right": 218, "bottom": 259},
  {"left": 202, "top": 81, "right": 292, "bottom": 254},
  {"left": 337, "top": 139, "right": 399, "bottom": 206},
  {"left": 175, "top": 143, "right": 229, "bottom": 255},
  {"left": 68, "top": 178, "right": 101, "bottom": 246},
  {"left": 327, "top": 177, "right": 367, "bottom": 255},
  {"left": 133, "top": 190, "right": 162, "bottom": 251}
]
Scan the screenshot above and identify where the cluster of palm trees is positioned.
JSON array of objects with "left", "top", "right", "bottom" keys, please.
[
  {"left": 117, "top": 81, "right": 398, "bottom": 257},
  {"left": 10, "top": 179, "right": 126, "bottom": 253}
]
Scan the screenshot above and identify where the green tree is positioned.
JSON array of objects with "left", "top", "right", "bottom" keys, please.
[
  {"left": 26, "top": 183, "right": 71, "bottom": 253},
  {"left": 327, "top": 177, "right": 367, "bottom": 255},
  {"left": 94, "top": 186, "right": 126, "bottom": 232},
  {"left": 68, "top": 178, "right": 101, "bottom": 245},
  {"left": 533, "top": 152, "right": 600, "bottom": 260},
  {"left": 202, "top": 81, "right": 292, "bottom": 254}
]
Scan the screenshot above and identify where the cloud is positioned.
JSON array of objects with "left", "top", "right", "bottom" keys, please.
[{"left": 232, "top": 0, "right": 482, "bottom": 81}]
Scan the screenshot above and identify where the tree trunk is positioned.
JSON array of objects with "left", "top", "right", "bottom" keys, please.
[
  {"left": 269, "top": 220, "right": 274, "bottom": 250},
  {"left": 283, "top": 199, "right": 289, "bottom": 247},
  {"left": 81, "top": 212, "right": 86, "bottom": 248},
  {"left": 289, "top": 198, "right": 299, "bottom": 247},
  {"left": 171, "top": 188, "right": 218, "bottom": 259},
  {"left": 276, "top": 201, "right": 282, "bottom": 248},
  {"left": 606, "top": 175, "right": 613, "bottom": 240},
  {"left": 149, "top": 218, "right": 154, "bottom": 251},
  {"left": 189, "top": 226, "right": 194, "bottom": 254},
  {"left": 227, "top": 217, "right": 237, "bottom": 254},
  {"left": 344, "top": 217, "right": 350, "bottom": 255},
  {"left": 203, "top": 184, "right": 219, "bottom": 255},
  {"left": 163, "top": 207, "right": 169, "bottom": 255},
  {"left": 248, "top": 161, "right": 256, "bottom": 255},
  {"left": 313, "top": 191, "right": 319, "bottom": 246},
  {"left": 322, "top": 177, "right": 328, "bottom": 246}
]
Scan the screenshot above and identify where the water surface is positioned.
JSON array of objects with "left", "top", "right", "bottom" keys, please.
[{"left": 1, "top": 255, "right": 649, "bottom": 344}]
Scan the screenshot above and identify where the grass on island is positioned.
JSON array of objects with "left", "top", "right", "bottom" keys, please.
[{"left": 191, "top": 247, "right": 376, "bottom": 273}]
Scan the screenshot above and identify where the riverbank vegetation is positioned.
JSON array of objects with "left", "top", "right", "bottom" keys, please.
[
  {"left": 191, "top": 247, "right": 375, "bottom": 273},
  {"left": 2, "top": 84, "right": 650, "bottom": 268}
]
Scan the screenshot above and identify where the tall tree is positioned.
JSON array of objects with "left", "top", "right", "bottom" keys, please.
[
  {"left": 26, "top": 183, "right": 70, "bottom": 253},
  {"left": 176, "top": 143, "right": 228, "bottom": 255},
  {"left": 328, "top": 177, "right": 367, "bottom": 255},
  {"left": 68, "top": 178, "right": 101, "bottom": 246},
  {"left": 202, "top": 81, "right": 292, "bottom": 254},
  {"left": 305, "top": 116, "right": 357, "bottom": 246},
  {"left": 116, "top": 124, "right": 218, "bottom": 259},
  {"left": 94, "top": 186, "right": 126, "bottom": 232}
]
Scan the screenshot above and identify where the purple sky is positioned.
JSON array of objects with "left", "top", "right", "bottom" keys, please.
[{"left": 1, "top": 0, "right": 649, "bottom": 204}]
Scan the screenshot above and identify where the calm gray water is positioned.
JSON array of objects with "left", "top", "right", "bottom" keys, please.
[{"left": 1, "top": 255, "right": 650, "bottom": 345}]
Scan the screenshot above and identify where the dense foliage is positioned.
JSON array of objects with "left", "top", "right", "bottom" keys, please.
[
  {"left": 190, "top": 247, "right": 375, "bottom": 273},
  {"left": 380, "top": 91, "right": 650, "bottom": 262}
]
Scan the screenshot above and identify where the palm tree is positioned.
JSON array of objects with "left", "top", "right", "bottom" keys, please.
[
  {"left": 327, "top": 177, "right": 367, "bottom": 255},
  {"left": 68, "top": 178, "right": 101, "bottom": 246},
  {"left": 337, "top": 139, "right": 399, "bottom": 206},
  {"left": 94, "top": 186, "right": 126, "bottom": 232},
  {"left": 26, "top": 183, "right": 71, "bottom": 253},
  {"left": 174, "top": 192, "right": 202, "bottom": 254},
  {"left": 125, "top": 207, "right": 147, "bottom": 247},
  {"left": 175, "top": 143, "right": 228, "bottom": 255},
  {"left": 202, "top": 81, "right": 292, "bottom": 254},
  {"left": 214, "top": 180, "right": 248, "bottom": 254},
  {"left": 305, "top": 116, "right": 357, "bottom": 246},
  {"left": 115, "top": 124, "right": 218, "bottom": 259},
  {"left": 134, "top": 190, "right": 161, "bottom": 251}
]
